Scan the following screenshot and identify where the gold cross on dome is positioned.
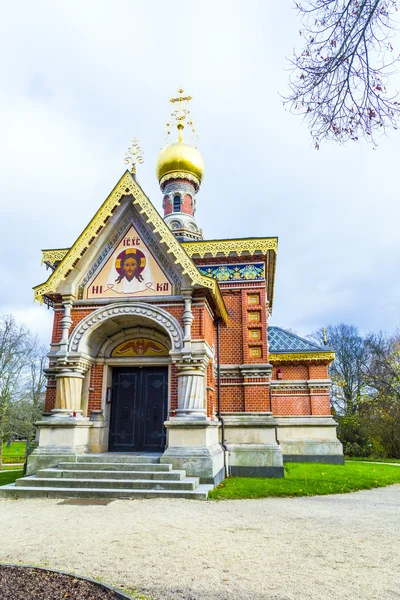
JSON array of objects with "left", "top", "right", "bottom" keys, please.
[
  {"left": 124, "top": 138, "right": 144, "bottom": 175},
  {"left": 168, "top": 88, "right": 197, "bottom": 142}
]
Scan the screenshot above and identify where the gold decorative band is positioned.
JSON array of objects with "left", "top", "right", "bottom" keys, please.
[
  {"left": 159, "top": 171, "right": 200, "bottom": 190},
  {"left": 269, "top": 352, "right": 335, "bottom": 363}
]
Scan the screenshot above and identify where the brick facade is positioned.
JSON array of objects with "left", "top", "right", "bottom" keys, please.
[{"left": 44, "top": 254, "right": 332, "bottom": 421}]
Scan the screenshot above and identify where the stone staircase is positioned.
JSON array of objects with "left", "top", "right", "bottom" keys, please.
[{"left": 0, "top": 454, "right": 213, "bottom": 500}]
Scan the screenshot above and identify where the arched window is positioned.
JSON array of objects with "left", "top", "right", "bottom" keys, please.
[{"left": 173, "top": 195, "right": 181, "bottom": 212}]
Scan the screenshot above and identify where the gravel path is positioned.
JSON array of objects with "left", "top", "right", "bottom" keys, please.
[{"left": 1, "top": 485, "right": 400, "bottom": 600}]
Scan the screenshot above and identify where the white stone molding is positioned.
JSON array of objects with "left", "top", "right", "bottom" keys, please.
[
  {"left": 240, "top": 364, "right": 272, "bottom": 378},
  {"left": 68, "top": 302, "right": 184, "bottom": 356},
  {"left": 270, "top": 379, "right": 331, "bottom": 391}
]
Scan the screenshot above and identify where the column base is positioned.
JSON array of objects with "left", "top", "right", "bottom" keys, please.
[
  {"left": 161, "top": 419, "right": 225, "bottom": 485},
  {"left": 28, "top": 415, "right": 93, "bottom": 474}
]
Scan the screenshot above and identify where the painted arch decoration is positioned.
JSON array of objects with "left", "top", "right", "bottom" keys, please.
[{"left": 112, "top": 338, "right": 169, "bottom": 357}]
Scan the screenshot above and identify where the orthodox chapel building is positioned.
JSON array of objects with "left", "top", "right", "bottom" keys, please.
[{"left": 1, "top": 91, "right": 343, "bottom": 499}]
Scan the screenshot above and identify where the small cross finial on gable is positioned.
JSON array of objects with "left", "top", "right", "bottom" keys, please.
[{"left": 124, "top": 137, "right": 144, "bottom": 175}]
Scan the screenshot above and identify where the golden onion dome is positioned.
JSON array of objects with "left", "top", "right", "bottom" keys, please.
[{"left": 156, "top": 140, "right": 204, "bottom": 189}]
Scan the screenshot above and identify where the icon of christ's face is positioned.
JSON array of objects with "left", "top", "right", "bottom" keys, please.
[{"left": 122, "top": 257, "right": 139, "bottom": 281}]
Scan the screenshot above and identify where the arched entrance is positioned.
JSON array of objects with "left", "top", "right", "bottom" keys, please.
[{"left": 67, "top": 303, "right": 185, "bottom": 453}]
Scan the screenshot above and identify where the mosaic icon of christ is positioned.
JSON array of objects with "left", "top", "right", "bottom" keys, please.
[{"left": 112, "top": 249, "right": 146, "bottom": 293}]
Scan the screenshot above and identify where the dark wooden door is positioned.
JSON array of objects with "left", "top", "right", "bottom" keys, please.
[{"left": 109, "top": 366, "right": 168, "bottom": 452}]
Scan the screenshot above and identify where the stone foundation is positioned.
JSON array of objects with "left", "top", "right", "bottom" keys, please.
[
  {"left": 276, "top": 416, "right": 343, "bottom": 464},
  {"left": 223, "top": 413, "right": 284, "bottom": 478}
]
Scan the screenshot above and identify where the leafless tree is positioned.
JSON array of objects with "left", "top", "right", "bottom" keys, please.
[
  {"left": 0, "top": 315, "right": 44, "bottom": 469},
  {"left": 286, "top": 0, "right": 400, "bottom": 146},
  {"left": 363, "top": 330, "right": 400, "bottom": 457},
  {"left": 310, "top": 323, "right": 367, "bottom": 413}
]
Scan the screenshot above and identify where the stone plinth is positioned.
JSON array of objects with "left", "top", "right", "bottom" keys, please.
[
  {"left": 275, "top": 416, "right": 344, "bottom": 464},
  {"left": 27, "top": 414, "right": 93, "bottom": 474},
  {"left": 223, "top": 412, "right": 284, "bottom": 477},
  {"left": 161, "top": 419, "right": 225, "bottom": 485}
]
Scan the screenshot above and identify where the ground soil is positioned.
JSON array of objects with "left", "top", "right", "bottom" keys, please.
[{"left": 0, "top": 566, "right": 122, "bottom": 600}]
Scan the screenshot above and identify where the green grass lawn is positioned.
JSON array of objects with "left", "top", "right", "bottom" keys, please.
[
  {"left": 0, "top": 469, "right": 23, "bottom": 486},
  {"left": 2, "top": 442, "right": 26, "bottom": 457},
  {"left": 1, "top": 442, "right": 26, "bottom": 464},
  {"left": 345, "top": 456, "right": 400, "bottom": 464},
  {"left": 209, "top": 462, "right": 400, "bottom": 500}
]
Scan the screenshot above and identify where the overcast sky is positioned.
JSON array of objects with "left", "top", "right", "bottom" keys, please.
[{"left": 1, "top": 0, "right": 400, "bottom": 344}]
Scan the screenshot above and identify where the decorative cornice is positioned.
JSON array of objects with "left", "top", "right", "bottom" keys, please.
[
  {"left": 218, "top": 363, "right": 272, "bottom": 379},
  {"left": 269, "top": 352, "right": 335, "bottom": 363},
  {"left": 33, "top": 171, "right": 228, "bottom": 323},
  {"left": 182, "top": 237, "right": 278, "bottom": 258}
]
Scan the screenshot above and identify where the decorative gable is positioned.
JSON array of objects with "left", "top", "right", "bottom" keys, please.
[{"left": 34, "top": 170, "right": 228, "bottom": 322}]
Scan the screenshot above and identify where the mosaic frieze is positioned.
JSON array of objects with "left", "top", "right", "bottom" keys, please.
[{"left": 198, "top": 263, "right": 264, "bottom": 282}]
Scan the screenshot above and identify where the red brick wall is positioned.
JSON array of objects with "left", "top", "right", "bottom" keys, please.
[
  {"left": 45, "top": 289, "right": 332, "bottom": 420},
  {"left": 51, "top": 307, "right": 63, "bottom": 344},
  {"left": 70, "top": 307, "right": 96, "bottom": 337},
  {"left": 310, "top": 394, "right": 331, "bottom": 415},
  {"left": 272, "top": 395, "right": 312, "bottom": 416},
  {"left": 272, "top": 365, "right": 309, "bottom": 379},
  {"left": 309, "top": 364, "right": 329, "bottom": 378},
  {"left": 220, "top": 383, "right": 245, "bottom": 412},
  {"left": 164, "top": 194, "right": 194, "bottom": 216},
  {"left": 219, "top": 291, "right": 243, "bottom": 364},
  {"left": 88, "top": 364, "right": 103, "bottom": 414},
  {"left": 243, "top": 380, "right": 271, "bottom": 412},
  {"left": 44, "top": 381, "right": 56, "bottom": 412}
]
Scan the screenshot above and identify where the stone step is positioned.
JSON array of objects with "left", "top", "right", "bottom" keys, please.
[
  {"left": 57, "top": 462, "right": 172, "bottom": 472},
  {"left": 37, "top": 469, "right": 186, "bottom": 481},
  {"left": 15, "top": 476, "right": 200, "bottom": 491},
  {"left": 77, "top": 455, "right": 161, "bottom": 464},
  {"left": 0, "top": 483, "right": 212, "bottom": 500}
]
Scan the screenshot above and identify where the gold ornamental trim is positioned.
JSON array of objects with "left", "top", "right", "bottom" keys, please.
[
  {"left": 182, "top": 237, "right": 278, "bottom": 258},
  {"left": 41, "top": 248, "right": 70, "bottom": 266},
  {"left": 269, "top": 352, "right": 335, "bottom": 364},
  {"left": 159, "top": 170, "right": 200, "bottom": 190},
  {"left": 34, "top": 170, "right": 228, "bottom": 323}
]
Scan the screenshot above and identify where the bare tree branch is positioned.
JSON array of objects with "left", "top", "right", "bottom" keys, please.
[{"left": 285, "top": 0, "right": 400, "bottom": 146}]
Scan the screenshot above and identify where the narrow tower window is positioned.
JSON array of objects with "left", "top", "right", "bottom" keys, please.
[{"left": 173, "top": 195, "right": 181, "bottom": 212}]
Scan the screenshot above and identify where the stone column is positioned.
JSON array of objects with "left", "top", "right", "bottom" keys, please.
[
  {"left": 176, "top": 359, "right": 207, "bottom": 419},
  {"left": 28, "top": 361, "right": 93, "bottom": 475},
  {"left": 57, "top": 295, "right": 74, "bottom": 357},
  {"left": 54, "top": 369, "right": 85, "bottom": 416},
  {"left": 182, "top": 289, "right": 194, "bottom": 356}
]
